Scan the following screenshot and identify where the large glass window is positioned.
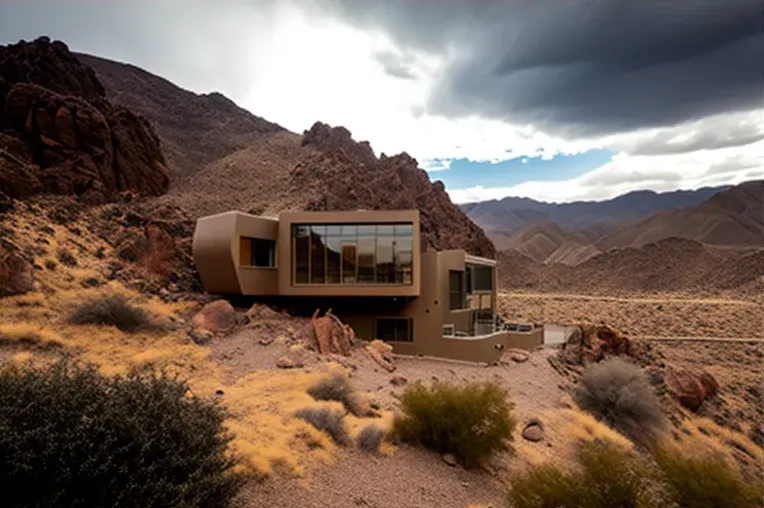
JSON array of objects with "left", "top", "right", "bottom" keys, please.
[
  {"left": 291, "top": 222, "right": 414, "bottom": 285},
  {"left": 293, "top": 226, "right": 309, "bottom": 283},
  {"left": 375, "top": 318, "right": 413, "bottom": 343},
  {"left": 310, "top": 225, "right": 326, "bottom": 283},
  {"left": 449, "top": 270, "right": 465, "bottom": 310}
]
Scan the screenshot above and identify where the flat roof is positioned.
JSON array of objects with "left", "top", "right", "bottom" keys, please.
[{"left": 465, "top": 254, "right": 497, "bottom": 267}]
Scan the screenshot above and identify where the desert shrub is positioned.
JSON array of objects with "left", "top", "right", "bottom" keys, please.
[
  {"left": 575, "top": 441, "right": 655, "bottom": 508},
  {"left": 393, "top": 380, "right": 515, "bottom": 468},
  {"left": 57, "top": 248, "right": 77, "bottom": 267},
  {"left": 307, "top": 372, "right": 368, "bottom": 416},
  {"left": 356, "top": 423, "right": 385, "bottom": 453},
  {"left": 66, "top": 292, "right": 150, "bottom": 332},
  {"left": 573, "top": 357, "right": 666, "bottom": 445},
  {"left": 508, "top": 441, "right": 656, "bottom": 508},
  {"left": 655, "top": 446, "right": 764, "bottom": 508},
  {"left": 295, "top": 406, "right": 351, "bottom": 446},
  {"left": 508, "top": 463, "right": 586, "bottom": 508},
  {"left": 0, "top": 358, "right": 241, "bottom": 508}
]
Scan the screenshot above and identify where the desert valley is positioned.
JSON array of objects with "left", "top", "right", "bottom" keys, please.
[{"left": 1, "top": 37, "right": 763, "bottom": 508}]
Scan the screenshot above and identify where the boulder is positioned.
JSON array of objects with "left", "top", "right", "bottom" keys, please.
[
  {"left": 187, "top": 327, "right": 214, "bottom": 345},
  {"left": 191, "top": 300, "right": 242, "bottom": 334},
  {"left": 0, "top": 240, "right": 34, "bottom": 296},
  {"left": 276, "top": 355, "right": 304, "bottom": 369},
  {"left": 559, "top": 325, "right": 633, "bottom": 366},
  {"left": 390, "top": 375, "right": 407, "bottom": 386},
  {"left": 522, "top": 419, "right": 545, "bottom": 442},
  {"left": 665, "top": 368, "right": 719, "bottom": 412},
  {"left": 442, "top": 453, "right": 458, "bottom": 467},
  {"left": 366, "top": 339, "right": 396, "bottom": 372},
  {"left": 507, "top": 348, "right": 530, "bottom": 363}
]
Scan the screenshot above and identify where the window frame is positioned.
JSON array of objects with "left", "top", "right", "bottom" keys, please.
[
  {"left": 240, "top": 237, "right": 276, "bottom": 268},
  {"left": 291, "top": 222, "right": 414, "bottom": 286}
]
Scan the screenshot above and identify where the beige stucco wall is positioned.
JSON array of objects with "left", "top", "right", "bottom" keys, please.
[{"left": 192, "top": 212, "right": 241, "bottom": 294}]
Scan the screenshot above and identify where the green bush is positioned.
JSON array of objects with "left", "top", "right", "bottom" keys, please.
[
  {"left": 66, "top": 292, "right": 150, "bottom": 332},
  {"left": 573, "top": 358, "right": 666, "bottom": 445},
  {"left": 508, "top": 441, "right": 656, "bottom": 508},
  {"left": 307, "top": 372, "right": 368, "bottom": 417},
  {"left": 295, "top": 406, "right": 351, "bottom": 446},
  {"left": 356, "top": 423, "right": 385, "bottom": 453},
  {"left": 655, "top": 446, "right": 764, "bottom": 508},
  {"left": 393, "top": 380, "right": 515, "bottom": 468},
  {"left": 0, "top": 358, "right": 241, "bottom": 508}
]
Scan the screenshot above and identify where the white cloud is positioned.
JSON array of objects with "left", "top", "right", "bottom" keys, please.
[{"left": 448, "top": 139, "right": 764, "bottom": 204}]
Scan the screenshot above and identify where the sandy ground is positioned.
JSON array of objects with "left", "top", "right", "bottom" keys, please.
[
  {"left": 211, "top": 329, "right": 572, "bottom": 508},
  {"left": 498, "top": 292, "right": 763, "bottom": 339}
]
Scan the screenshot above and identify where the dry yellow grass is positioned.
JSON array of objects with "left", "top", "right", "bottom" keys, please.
[
  {"left": 671, "top": 417, "right": 764, "bottom": 470},
  {"left": 498, "top": 292, "right": 762, "bottom": 339},
  {"left": 0, "top": 287, "right": 366, "bottom": 476}
]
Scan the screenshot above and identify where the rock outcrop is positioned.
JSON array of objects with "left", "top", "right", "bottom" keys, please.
[
  {"left": 0, "top": 37, "right": 169, "bottom": 204},
  {"left": 557, "top": 324, "right": 634, "bottom": 367},
  {"left": 0, "top": 239, "right": 34, "bottom": 296},
  {"left": 295, "top": 122, "right": 495, "bottom": 258},
  {"left": 664, "top": 368, "right": 720, "bottom": 412},
  {"left": 311, "top": 308, "right": 355, "bottom": 355}
]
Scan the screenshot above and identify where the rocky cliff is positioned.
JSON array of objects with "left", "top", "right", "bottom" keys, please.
[
  {"left": 0, "top": 37, "right": 169, "bottom": 205},
  {"left": 294, "top": 122, "right": 495, "bottom": 258}
]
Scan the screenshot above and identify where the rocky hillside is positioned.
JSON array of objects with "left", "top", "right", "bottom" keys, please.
[
  {"left": 0, "top": 37, "right": 169, "bottom": 206},
  {"left": 77, "top": 53, "right": 285, "bottom": 184}
]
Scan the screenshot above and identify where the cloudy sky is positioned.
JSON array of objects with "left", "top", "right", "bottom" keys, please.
[{"left": 1, "top": 0, "right": 762, "bottom": 203}]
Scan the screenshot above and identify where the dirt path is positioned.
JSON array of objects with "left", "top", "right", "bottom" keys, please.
[{"left": 499, "top": 291, "right": 758, "bottom": 306}]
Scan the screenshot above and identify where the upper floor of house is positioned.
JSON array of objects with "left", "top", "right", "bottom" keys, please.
[{"left": 192, "top": 209, "right": 425, "bottom": 297}]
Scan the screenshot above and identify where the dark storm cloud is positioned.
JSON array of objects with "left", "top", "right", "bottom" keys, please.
[{"left": 307, "top": 0, "right": 764, "bottom": 137}]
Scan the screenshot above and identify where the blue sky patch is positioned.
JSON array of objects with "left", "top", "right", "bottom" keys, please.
[{"left": 432, "top": 149, "right": 615, "bottom": 189}]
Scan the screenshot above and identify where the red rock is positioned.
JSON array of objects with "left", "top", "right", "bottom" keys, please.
[
  {"left": 665, "top": 368, "right": 719, "bottom": 412},
  {"left": 191, "top": 300, "right": 242, "bottom": 334},
  {"left": 0, "top": 240, "right": 34, "bottom": 296}
]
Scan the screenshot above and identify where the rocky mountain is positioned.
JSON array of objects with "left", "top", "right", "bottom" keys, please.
[
  {"left": 0, "top": 37, "right": 169, "bottom": 206},
  {"left": 463, "top": 185, "right": 730, "bottom": 240},
  {"left": 597, "top": 180, "right": 764, "bottom": 250}
]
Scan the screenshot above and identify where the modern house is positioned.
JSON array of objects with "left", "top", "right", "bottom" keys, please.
[{"left": 192, "top": 209, "right": 542, "bottom": 363}]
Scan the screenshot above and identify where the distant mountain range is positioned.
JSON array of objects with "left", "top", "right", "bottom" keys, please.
[{"left": 462, "top": 181, "right": 763, "bottom": 266}]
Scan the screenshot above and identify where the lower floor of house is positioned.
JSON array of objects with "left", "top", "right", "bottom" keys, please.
[{"left": 238, "top": 295, "right": 543, "bottom": 364}]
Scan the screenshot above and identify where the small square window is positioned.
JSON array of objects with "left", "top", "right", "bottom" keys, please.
[{"left": 241, "top": 237, "right": 275, "bottom": 267}]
